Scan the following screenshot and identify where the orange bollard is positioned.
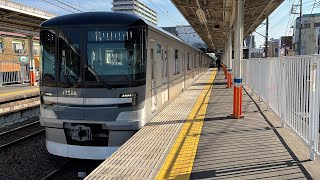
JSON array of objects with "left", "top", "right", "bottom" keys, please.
[
  {"left": 223, "top": 65, "right": 228, "bottom": 79},
  {"left": 231, "top": 78, "right": 244, "bottom": 119},
  {"left": 227, "top": 71, "right": 232, "bottom": 88}
]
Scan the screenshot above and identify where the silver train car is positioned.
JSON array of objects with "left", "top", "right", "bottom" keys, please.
[{"left": 39, "top": 12, "right": 210, "bottom": 159}]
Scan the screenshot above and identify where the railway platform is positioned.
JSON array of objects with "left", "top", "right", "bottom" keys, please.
[
  {"left": 0, "top": 84, "right": 39, "bottom": 103},
  {"left": 0, "top": 84, "right": 39, "bottom": 127},
  {"left": 86, "top": 69, "right": 320, "bottom": 180}
]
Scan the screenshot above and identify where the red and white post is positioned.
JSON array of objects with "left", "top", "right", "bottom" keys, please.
[
  {"left": 231, "top": 0, "right": 244, "bottom": 119},
  {"left": 28, "top": 35, "right": 36, "bottom": 86}
]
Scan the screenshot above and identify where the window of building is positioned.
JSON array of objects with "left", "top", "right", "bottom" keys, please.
[
  {"left": 303, "top": 23, "right": 310, "bottom": 28},
  {"left": 174, "top": 49, "right": 179, "bottom": 75},
  {"left": 12, "top": 41, "right": 24, "bottom": 54},
  {"left": 315, "top": 22, "right": 320, "bottom": 27},
  {"left": 33, "top": 42, "right": 40, "bottom": 56}
]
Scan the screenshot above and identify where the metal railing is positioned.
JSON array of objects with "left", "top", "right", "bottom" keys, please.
[
  {"left": 243, "top": 56, "right": 320, "bottom": 160},
  {"left": 0, "top": 60, "right": 29, "bottom": 86}
]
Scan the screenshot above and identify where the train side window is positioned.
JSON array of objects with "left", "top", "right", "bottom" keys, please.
[
  {"left": 174, "top": 49, "right": 179, "bottom": 75},
  {"left": 164, "top": 50, "right": 168, "bottom": 77},
  {"left": 151, "top": 48, "right": 155, "bottom": 80},
  {"left": 187, "top": 53, "right": 191, "bottom": 70},
  {"left": 194, "top": 55, "right": 197, "bottom": 68}
]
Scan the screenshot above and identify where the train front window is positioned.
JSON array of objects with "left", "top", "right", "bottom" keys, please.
[
  {"left": 85, "top": 28, "right": 146, "bottom": 87},
  {"left": 40, "top": 30, "right": 56, "bottom": 86},
  {"left": 58, "top": 29, "right": 81, "bottom": 87}
]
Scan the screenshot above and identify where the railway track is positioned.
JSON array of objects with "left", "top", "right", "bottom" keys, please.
[
  {"left": 0, "top": 120, "right": 45, "bottom": 150},
  {"left": 41, "top": 160, "right": 74, "bottom": 180},
  {"left": 41, "top": 159, "right": 103, "bottom": 180}
]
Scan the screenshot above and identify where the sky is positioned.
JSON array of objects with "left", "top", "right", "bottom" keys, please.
[
  {"left": 10, "top": 0, "right": 320, "bottom": 48},
  {"left": 11, "top": 0, "right": 189, "bottom": 26},
  {"left": 254, "top": 0, "right": 320, "bottom": 47}
]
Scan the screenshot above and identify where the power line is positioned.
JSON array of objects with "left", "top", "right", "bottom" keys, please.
[
  {"left": 286, "top": 14, "right": 296, "bottom": 36},
  {"left": 147, "top": 0, "right": 180, "bottom": 25},
  {"left": 62, "top": 0, "right": 91, "bottom": 11},
  {"left": 285, "top": 0, "right": 297, "bottom": 36},
  {"left": 40, "top": 0, "right": 76, "bottom": 13},
  {"left": 269, "top": 0, "right": 291, "bottom": 20},
  {"left": 53, "top": 0, "right": 83, "bottom": 12},
  {"left": 269, "top": 11, "right": 291, "bottom": 30},
  {"left": 254, "top": 30, "right": 266, "bottom": 38},
  {"left": 268, "top": 11, "right": 292, "bottom": 38}
]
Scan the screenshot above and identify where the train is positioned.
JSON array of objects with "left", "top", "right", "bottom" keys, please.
[{"left": 39, "top": 12, "right": 211, "bottom": 159}]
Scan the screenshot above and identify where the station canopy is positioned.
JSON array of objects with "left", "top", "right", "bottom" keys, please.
[
  {"left": 0, "top": 0, "right": 55, "bottom": 35},
  {"left": 171, "top": 0, "right": 284, "bottom": 51}
]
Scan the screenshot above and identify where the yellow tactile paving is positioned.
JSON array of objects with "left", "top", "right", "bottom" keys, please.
[
  {"left": 156, "top": 70, "right": 216, "bottom": 180},
  {"left": 0, "top": 87, "right": 39, "bottom": 97}
]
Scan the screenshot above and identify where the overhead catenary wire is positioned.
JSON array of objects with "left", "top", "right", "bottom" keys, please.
[
  {"left": 40, "top": 0, "right": 76, "bottom": 13},
  {"left": 286, "top": 14, "right": 297, "bottom": 36}
]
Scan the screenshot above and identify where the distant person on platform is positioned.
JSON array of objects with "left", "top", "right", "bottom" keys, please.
[{"left": 216, "top": 58, "right": 221, "bottom": 70}]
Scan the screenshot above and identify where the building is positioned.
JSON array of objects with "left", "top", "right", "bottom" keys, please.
[
  {"left": 267, "top": 38, "right": 279, "bottom": 57},
  {"left": 162, "top": 26, "right": 207, "bottom": 49},
  {"left": 0, "top": 31, "right": 40, "bottom": 84},
  {"left": 278, "top": 36, "right": 293, "bottom": 57},
  {"left": 244, "top": 35, "right": 257, "bottom": 58},
  {"left": 293, "top": 13, "right": 320, "bottom": 55},
  {"left": 111, "top": 0, "right": 158, "bottom": 25}
]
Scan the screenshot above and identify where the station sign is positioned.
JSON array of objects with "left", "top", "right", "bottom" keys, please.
[{"left": 19, "top": 56, "right": 29, "bottom": 62}]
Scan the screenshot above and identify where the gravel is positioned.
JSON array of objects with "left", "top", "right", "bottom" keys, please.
[
  {"left": 0, "top": 116, "right": 103, "bottom": 180},
  {"left": 0, "top": 129, "right": 68, "bottom": 180}
]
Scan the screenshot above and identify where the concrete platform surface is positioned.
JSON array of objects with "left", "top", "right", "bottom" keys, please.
[{"left": 190, "top": 72, "right": 320, "bottom": 179}]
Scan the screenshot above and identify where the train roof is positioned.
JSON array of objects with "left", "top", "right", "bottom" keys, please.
[{"left": 40, "top": 12, "right": 146, "bottom": 28}]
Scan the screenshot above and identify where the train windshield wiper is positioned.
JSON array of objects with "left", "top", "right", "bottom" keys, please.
[{"left": 84, "top": 64, "right": 113, "bottom": 89}]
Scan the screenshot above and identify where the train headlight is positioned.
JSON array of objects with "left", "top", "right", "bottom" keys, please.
[{"left": 120, "top": 93, "right": 138, "bottom": 106}]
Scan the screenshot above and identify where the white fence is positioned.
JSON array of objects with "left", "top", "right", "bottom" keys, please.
[{"left": 243, "top": 56, "right": 320, "bottom": 160}]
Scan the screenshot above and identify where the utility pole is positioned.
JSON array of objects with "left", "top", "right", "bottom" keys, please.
[
  {"left": 265, "top": 17, "right": 269, "bottom": 58},
  {"left": 299, "top": 0, "right": 302, "bottom": 55},
  {"left": 292, "top": 0, "right": 302, "bottom": 55}
]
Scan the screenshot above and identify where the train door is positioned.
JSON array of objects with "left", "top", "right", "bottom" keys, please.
[
  {"left": 151, "top": 48, "right": 157, "bottom": 112},
  {"left": 162, "top": 47, "right": 169, "bottom": 104}
]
